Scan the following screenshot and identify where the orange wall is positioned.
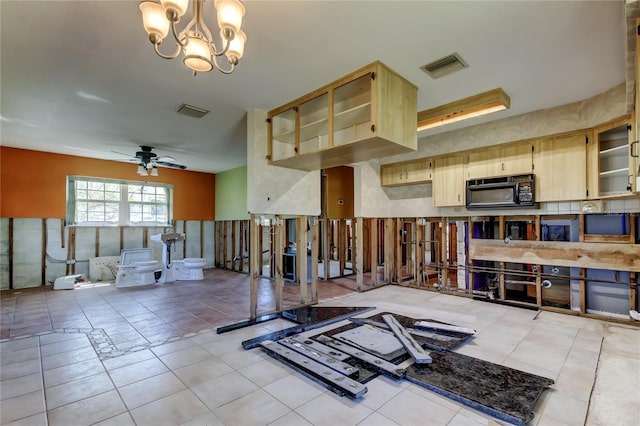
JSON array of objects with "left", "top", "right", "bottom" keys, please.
[{"left": 0, "top": 147, "right": 215, "bottom": 220}]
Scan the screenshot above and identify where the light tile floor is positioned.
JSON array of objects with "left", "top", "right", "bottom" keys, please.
[{"left": 1, "top": 279, "right": 639, "bottom": 425}]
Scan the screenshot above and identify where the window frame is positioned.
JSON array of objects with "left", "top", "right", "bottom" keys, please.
[{"left": 66, "top": 176, "right": 174, "bottom": 227}]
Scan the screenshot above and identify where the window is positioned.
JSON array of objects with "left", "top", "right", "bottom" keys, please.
[{"left": 67, "top": 176, "right": 173, "bottom": 226}]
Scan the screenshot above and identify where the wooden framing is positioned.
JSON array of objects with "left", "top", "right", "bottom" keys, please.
[
  {"left": 296, "top": 216, "right": 308, "bottom": 305},
  {"left": 370, "top": 218, "right": 378, "bottom": 287},
  {"left": 275, "top": 216, "right": 285, "bottom": 312},
  {"left": 249, "top": 214, "right": 259, "bottom": 319}
]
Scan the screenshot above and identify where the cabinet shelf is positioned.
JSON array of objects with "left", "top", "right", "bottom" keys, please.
[
  {"left": 334, "top": 102, "right": 371, "bottom": 133},
  {"left": 600, "top": 167, "right": 629, "bottom": 177},
  {"left": 599, "top": 144, "right": 627, "bottom": 157}
]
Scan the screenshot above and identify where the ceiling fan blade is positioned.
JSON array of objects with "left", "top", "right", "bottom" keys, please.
[
  {"left": 155, "top": 160, "right": 187, "bottom": 170},
  {"left": 156, "top": 155, "right": 177, "bottom": 163}
]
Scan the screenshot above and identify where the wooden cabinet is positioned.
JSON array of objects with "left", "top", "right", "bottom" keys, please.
[
  {"left": 380, "top": 158, "right": 432, "bottom": 187},
  {"left": 587, "top": 117, "right": 635, "bottom": 198},
  {"left": 433, "top": 155, "right": 466, "bottom": 206},
  {"left": 268, "top": 61, "right": 417, "bottom": 171},
  {"left": 534, "top": 133, "right": 588, "bottom": 202},
  {"left": 467, "top": 143, "right": 533, "bottom": 179}
]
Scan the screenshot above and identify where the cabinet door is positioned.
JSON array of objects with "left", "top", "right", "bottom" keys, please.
[
  {"left": 534, "top": 134, "right": 587, "bottom": 202},
  {"left": 433, "top": 155, "right": 465, "bottom": 206},
  {"left": 588, "top": 119, "right": 633, "bottom": 198},
  {"left": 468, "top": 144, "right": 533, "bottom": 179},
  {"left": 380, "top": 159, "right": 432, "bottom": 186},
  {"left": 269, "top": 107, "right": 297, "bottom": 162},
  {"left": 467, "top": 148, "right": 499, "bottom": 179},
  {"left": 502, "top": 143, "right": 533, "bottom": 176}
]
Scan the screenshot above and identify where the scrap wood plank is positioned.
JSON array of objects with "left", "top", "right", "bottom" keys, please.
[
  {"left": 259, "top": 340, "right": 367, "bottom": 399},
  {"left": 317, "top": 335, "right": 406, "bottom": 379},
  {"left": 278, "top": 337, "right": 359, "bottom": 378},
  {"left": 349, "top": 318, "right": 449, "bottom": 351},
  {"left": 288, "top": 336, "right": 351, "bottom": 361},
  {"left": 382, "top": 314, "right": 432, "bottom": 364},
  {"left": 414, "top": 320, "right": 477, "bottom": 336}
]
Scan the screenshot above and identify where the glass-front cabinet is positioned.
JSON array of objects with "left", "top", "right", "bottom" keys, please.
[
  {"left": 267, "top": 61, "right": 417, "bottom": 171},
  {"left": 587, "top": 116, "right": 635, "bottom": 198}
]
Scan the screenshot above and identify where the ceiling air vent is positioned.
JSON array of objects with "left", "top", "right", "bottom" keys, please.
[
  {"left": 176, "top": 103, "right": 210, "bottom": 118},
  {"left": 420, "top": 53, "right": 468, "bottom": 79}
]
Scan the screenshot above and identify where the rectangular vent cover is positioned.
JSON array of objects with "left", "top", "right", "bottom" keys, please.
[
  {"left": 177, "top": 103, "right": 210, "bottom": 118},
  {"left": 420, "top": 53, "right": 468, "bottom": 79}
]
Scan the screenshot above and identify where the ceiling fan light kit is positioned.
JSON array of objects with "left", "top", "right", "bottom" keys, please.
[
  {"left": 126, "top": 145, "right": 186, "bottom": 176},
  {"left": 139, "top": 0, "right": 246, "bottom": 75}
]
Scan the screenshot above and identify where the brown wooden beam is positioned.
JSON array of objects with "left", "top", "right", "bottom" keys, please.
[
  {"left": 469, "top": 239, "right": 640, "bottom": 271},
  {"left": 275, "top": 216, "right": 285, "bottom": 311},
  {"left": 249, "top": 215, "right": 259, "bottom": 319},
  {"left": 8, "top": 218, "right": 13, "bottom": 289},
  {"left": 42, "top": 219, "right": 47, "bottom": 286},
  {"left": 311, "top": 217, "right": 319, "bottom": 303}
]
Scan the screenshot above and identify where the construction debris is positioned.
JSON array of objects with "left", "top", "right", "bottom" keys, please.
[
  {"left": 382, "top": 314, "right": 432, "bottom": 364},
  {"left": 414, "top": 320, "right": 477, "bottom": 335}
]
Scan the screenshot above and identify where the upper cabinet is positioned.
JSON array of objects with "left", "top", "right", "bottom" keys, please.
[
  {"left": 467, "top": 142, "right": 533, "bottom": 179},
  {"left": 534, "top": 132, "right": 588, "bottom": 202},
  {"left": 380, "top": 158, "right": 432, "bottom": 187},
  {"left": 587, "top": 117, "right": 635, "bottom": 199},
  {"left": 433, "top": 155, "right": 466, "bottom": 206},
  {"left": 267, "top": 61, "right": 418, "bottom": 171}
]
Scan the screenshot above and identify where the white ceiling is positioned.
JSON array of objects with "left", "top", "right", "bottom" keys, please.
[{"left": 0, "top": 0, "right": 629, "bottom": 174}]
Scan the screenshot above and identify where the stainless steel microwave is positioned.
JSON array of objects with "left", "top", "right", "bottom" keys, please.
[{"left": 466, "top": 174, "right": 537, "bottom": 209}]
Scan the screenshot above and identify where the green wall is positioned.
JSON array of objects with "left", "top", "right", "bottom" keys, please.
[{"left": 215, "top": 166, "right": 249, "bottom": 220}]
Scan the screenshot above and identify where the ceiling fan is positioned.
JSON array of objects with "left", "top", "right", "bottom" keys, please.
[{"left": 114, "top": 145, "right": 187, "bottom": 176}]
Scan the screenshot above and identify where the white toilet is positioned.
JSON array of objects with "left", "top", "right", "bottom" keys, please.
[
  {"left": 173, "top": 258, "right": 207, "bottom": 280},
  {"left": 115, "top": 249, "right": 159, "bottom": 288}
]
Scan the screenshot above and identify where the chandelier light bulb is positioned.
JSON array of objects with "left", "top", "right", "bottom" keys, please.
[
  {"left": 183, "top": 33, "right": 214, "bottom": 72},
  {"left": 139, "top": 1, "right": 170, "bottom": 41},
  {"left": 216, "top": 0, "right": 245, "bottom": 35},
  {"left": 225, "top": 29, "right": 246, "bottom": 63},
  {"left": 160, "top": 0, "right": 189, "bottom": 19}
]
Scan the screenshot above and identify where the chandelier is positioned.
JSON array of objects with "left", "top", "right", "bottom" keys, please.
[{"left": 139, "top": 0, "right": 246, "bottom": 75}]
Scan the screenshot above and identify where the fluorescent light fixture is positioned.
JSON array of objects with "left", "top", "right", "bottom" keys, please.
[{"left": 417, "top": 88, "right": 510, "bottom": 131}]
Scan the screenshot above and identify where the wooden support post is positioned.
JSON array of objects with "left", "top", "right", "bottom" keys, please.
[
  {"left": 311, "top": 217, "right": 319, "bottom": 303},
  {"left": 579, "top": 268, "right": 586, "bottom": 314},
  {"left": 355, "top": 217, "right": 364, "bottom": 292},
  {"left": 94, "top": 227, "right": 100, "bottom": 258},
  {"left": 370, "top": 218, "right": 378, "bottom": 287},
  {"left": 142, "top": 227, "right": 148, "bottom": 249},
  {"left": 396, "top": 218, "right": 403, "bottom": 283},
  {"left": 630, "top": 213, "right": 636, "bottom": 244},
  {"left": 498, "top": 216, "right": 506, "bottom": 300},
  {"left": 535, "top": 215, "right": 542, "bottom": 308},
  {"left": 416, "top": 220, "right": 424, "bottom": 288},
  {"left": 67, "top": 226, "right": 76, "bottom": 275},
  {"left": 363, "top": 218, "right": 370, "bottom": 274},
  {"left": 630, "top": 271, "right": 637, "bottom": 314},
  {"left": 440, "top": 218, "right": 448, "bottom": 290},
  {"left": 183, "top": 220, "right": 187, "bottom": 259},
  {"left": 9, "top": 218, "right": 13, "bottom": 289},
  {"left": 275, "top": 216, "right": 285, "bottom": 312},
  {"left": 60, "top": 219, "right": 65, "bottom": 249},
  {"left": 297, "top": 216, "right": 308, "bottom": 305},
  {"left": 231, "top": 220, "right": 237, "bottom": 271},
  {"left": 119, "top": 226, "right": 124, "bottom": 252},
  {"left": 249, "top": 214, "right": 259, "bottom": 319},
  {"left": 239, "top": 221, "right": 245, "bottom": 272},
  {"left": 322, "top": 219, "right": 330, "bottom": 280},
  {"left": 578, "top": 214, "right": 585, "bottom": 242},
  {"left": 384, "top": 218, "right": 395, "bottom": 283},
  {"left": 200, "top": 220, "right": 204, "bottom": 259},
  {"left": 223, "top": 221, "right": 228, "bottom": 270},
  {"left": 42, "top": 219, "right": 47, "bottom": 286},
  {"left": 338, "top": 220, "right": 346, "bottom": 277},
  {"left": 467, "top": 217, "right": 474, "bottom": 295}
]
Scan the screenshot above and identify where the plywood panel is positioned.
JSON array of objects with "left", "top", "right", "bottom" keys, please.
[{"left": 469, "top": 239, "right": 640, "bottom": 271}]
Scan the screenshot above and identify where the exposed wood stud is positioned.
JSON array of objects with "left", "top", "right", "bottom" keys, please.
[
  {"left": 370, "top": 218, "right": 378, "bottom": 287},
  {"left": 95, "top": 227, "right": 100, "bottom": 258},
  {"left": 579, "top": 214, "right": 585, "bottom": 242},
  {"left": 142, "top": 227, "right": 148, "bottom": 249},
  {"left": 630, "top": 271, "right": 637, "bottom": 315},
  {"left": 9, "top": 218, "right": 14, "bottom": 289},
  {"left": 384, "top": 218, "right": 395, "bottom": 283},
  {"left": 311, "top": 217, "right": 319, "bottom": 303},
  {"left": 239, "top": 221, "right": 245, "bottom": 272},
  {"left": 355, "top": 217, "right": 364, "bottom": 292},
  {"left": 183, "top": 220, "right": 187, "bottom": 259},
  {"left": 60, "top": 219, "right": 65, "bottom": 249},
  {"left": 231, "top": 220, "right": 237, "bottom": 271},
  {"left": 396, "top": 218, "right": 403, "bottom": 284},
  {"left": 200, "top": 220, "right": 204, "bottom": 258},
  {"left": 579, "top": 268, "right": 586, "bottom": 314},
  {"left": 119, "top": 227, "right": 124, "bottom": 252},
  {"left": 249, "top": 214, "right": 259, "bottom": 319},
  {"left": 499, "top": 216, "right": 506, "bottom": 300},
  {"left": 275, "top": 215, "right": 284, "bottom": 311},
  {"left": 297, "top": 216, "right": 308, "bottom": 305},
  {"left": 42, "top": 219, "right": 47, "bottom": 286}
]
